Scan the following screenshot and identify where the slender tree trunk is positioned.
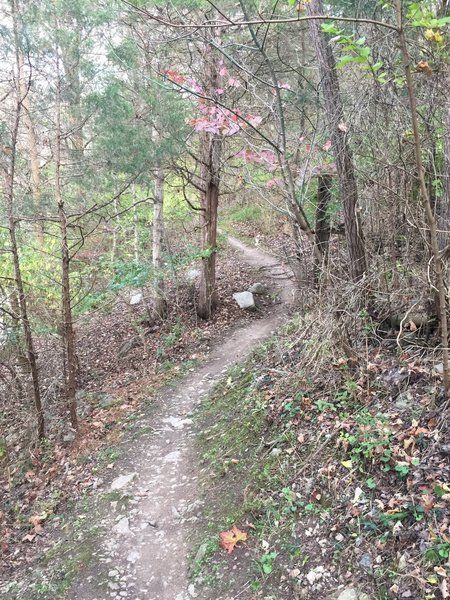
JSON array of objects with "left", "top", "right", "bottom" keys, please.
[
  {"left": 152, "top": 165, "right": 166, "bottom": 319},
  {"left": 314, "top": 174, "right": 332, "bottom": 280},
  {"left": 111, "top": 196, "right": 118, "bottom": 263},
  {"left": 438, "top": 90, "right": 450, "bottom": 253},
  {"left": 7, "top": 0, "right": 44, "bottom": 439},
  {"left": 197, "top": 33, "right": 222, "bottom": 320},
  {"left": 198, "top": 131, "right": 221, "bottom": 320},
  {"left": 61, "top": 28, "right": 84, "bottom": 163},
  {"left": 306, "top": 0, "right": 367, "bottom": 281},
  {"left": 17, "top": 53, "right": 44, "bottom": 245},
  {"left": 395, "top": 0, "right": 450, "bottom": 396},
  {"left": 55, "top": 43, "right": 78, "bottom": 430},
  {"left": 132, "top": 185, "right": 139, "bottom": 263}
]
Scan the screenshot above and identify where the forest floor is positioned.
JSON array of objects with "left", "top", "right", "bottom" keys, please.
[
  {"left": 3, "top": 227, "right": 450, "bottom": 600},
  {"left": 0, "top": 235, "right": 295, "bottom": 599}
]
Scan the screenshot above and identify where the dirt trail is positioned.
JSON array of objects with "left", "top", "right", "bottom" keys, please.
[{"left": 68, "top": 237, "right": 294, "bottom": 600}]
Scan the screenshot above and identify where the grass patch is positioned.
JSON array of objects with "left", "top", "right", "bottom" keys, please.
[{"left": 228, "top": 205, "right": 263, "bottom": 223}]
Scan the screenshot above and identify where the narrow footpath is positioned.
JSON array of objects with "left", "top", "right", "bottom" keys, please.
[{"left": 68, "top": 237, "right": 294, "bottom": 600}]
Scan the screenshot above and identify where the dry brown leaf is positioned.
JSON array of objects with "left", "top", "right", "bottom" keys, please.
[{"left": 220, "top": 526, "right": 248, "bottom": 553}]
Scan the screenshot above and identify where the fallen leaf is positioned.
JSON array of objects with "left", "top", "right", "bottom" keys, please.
[
  {"left": 341, "top": 460, "right": 353, "bottom": 470},
  {"left": 29, "top": 514, "right": 42, "bottom": 527},
  {"left": 417, "top": 60, "right": 433, "bottom": 76},
  {"left": 409, "top": 320, "right": 417, "bottom": 332},
  {"left": 220, "top": 525, "right": 248, "bottom": 553}
]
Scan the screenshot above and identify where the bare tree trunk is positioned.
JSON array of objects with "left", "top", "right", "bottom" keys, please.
[
  {"left": 132, "top": 185, "right": 139, "bottom": 263},
  {"left": 306, "top": 0, "right": 367, "bottom": 281},
  {"left": 111, "top": 196, "right": 118, "bottom": 263},
  {"left": 198, "top": 131, "right": 221, "bottom": 320},
  {"left": 17, "top": 53, "right": 44, "bottom": 245},
  {"left": 55, "top": 43, "right": 78, "bottom": 430},
  {"left": 395, "top": 0, "right": 450, "bottom": 396},
  {"left": 60, "top": 28, "right": 84, "bottom": 163},
  {"left": 314, "top": 174, "right": 332, "bottom": 281},
  {"left": 152, "top": 165, "right": 166, "bottom": 319},
  {"left": 438, "top": 90, "right": 450, "bottom": 253},
  {"left": 6, "top": 0, "right": 44, "bottom": 439},
  {"left": 197, "top": 34, "right": 222, "bottom": 320}
]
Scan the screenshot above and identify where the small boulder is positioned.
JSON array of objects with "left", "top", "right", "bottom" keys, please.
[
  {"left": 113, "top": 516, "right": 133, "bottom": 536},
  {"left": 233, "top": 291, "right": 255, "bottom": 310},
  {"left": 110, "top": 472, "right": 137, "bottom": 491},
  {"left": 336, "top": 591, "right": 371, "bottom": 600},
  {"left": 337, "top": 591, "right": 358, "bottom": 600},
  {"left": 130, "top": 292, "right": 143, "bottom": 306},
  {"left": 248, "top": 282, "right": 266, "bottom": 295}
]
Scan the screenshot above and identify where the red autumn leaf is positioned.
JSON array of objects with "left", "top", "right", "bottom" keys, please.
[{"left": 220, "top": 525, "right": 248, "bottom": 553}]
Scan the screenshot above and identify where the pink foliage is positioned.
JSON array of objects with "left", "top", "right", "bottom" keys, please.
[{"left": 237, "top": 149, "right": 278, "bottom": 171}]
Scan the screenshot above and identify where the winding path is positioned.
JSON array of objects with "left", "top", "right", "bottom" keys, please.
[{"left": 68, "top": 237, "right": 294, "bottom": 600}]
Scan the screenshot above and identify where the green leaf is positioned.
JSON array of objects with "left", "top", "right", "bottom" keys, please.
[
  {"left": 359, "top": 47, "right": 371, "bottom": 59},
  {"left": 434, "top": 485, "right": 446, "bottom": 498},
  {"left": 366, "top": 478, "right": 377, "bottom": 489},
  {"left": 321, "top": 22, "right": 338, "bottom": 34},
  {"left": 336, "top": 55, "right": 356, "bottom": 68}
]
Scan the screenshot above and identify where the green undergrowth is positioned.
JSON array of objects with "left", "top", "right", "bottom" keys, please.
[
  {"left": 192, "top": 313, "right": 450, "bottom": 599},
  {"left": 1, "top": 494, "right": 103, "bottom": 600}
]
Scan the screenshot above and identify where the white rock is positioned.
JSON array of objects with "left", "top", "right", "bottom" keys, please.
[
  {"left": 130, "top": 292, "right": 143, "bottom": 306},
  {"left": 188, "top": 584, "right": 198, "bottom": 598},
  {"left": 337, "top": 590, "right": 371, "bottom": 600},
  {"left": 162, "top": 416, "right": 193, "bottom": 430},
  {"left": 164, "top": 450, "right": 181, "bottom": 463},
  {"left": 113, "top": 517, "right": 133, "bottom": 536},
  {"left": 306, "top": 567, "right": 324, "bottom": 585},
  {"left": 127, "top": 550, "right": 140, "bottom": 563},
  {"left": 233, "top": 291, "right": 255, "bottom": 310},
  {"left": 337, "top": 590, "right": 358, "bottom": 600},
  {"left": 110, "top": 472, "right": 137, "bottom": 491}
]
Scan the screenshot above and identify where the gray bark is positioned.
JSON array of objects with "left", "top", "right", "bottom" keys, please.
[{"left": 306, "top": 0, "right": 367, "bottom": 280}]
